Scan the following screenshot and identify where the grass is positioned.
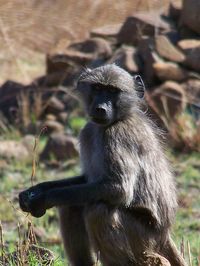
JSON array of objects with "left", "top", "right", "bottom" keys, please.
[{"left": 0, "top": 138, "right": 199, "bottom": 265}]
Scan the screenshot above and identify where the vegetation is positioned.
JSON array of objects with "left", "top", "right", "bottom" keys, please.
[{"left": 0, "top": 123, "right": 199, "bottom": 265}]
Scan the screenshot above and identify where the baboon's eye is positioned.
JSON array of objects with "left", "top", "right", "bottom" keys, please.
[
  {"left": 93, "top": 84, "right": 101, "bottom": 92},
  {"left": 109, "top": 86, "right": 118, "bottom": 93}
]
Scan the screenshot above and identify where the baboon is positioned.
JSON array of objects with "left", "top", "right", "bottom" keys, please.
[{"left": 19, "top": 64, "right": 186, "bottom": 266}]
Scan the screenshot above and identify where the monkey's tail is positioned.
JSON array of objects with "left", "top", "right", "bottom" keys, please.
[{"left": 162, "top": 236, "right": 187, "bottom": 266}]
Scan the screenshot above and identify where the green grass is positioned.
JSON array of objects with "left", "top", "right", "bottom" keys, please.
[{"left": 0, "top": 136, "right": 199, "bottom": 265}]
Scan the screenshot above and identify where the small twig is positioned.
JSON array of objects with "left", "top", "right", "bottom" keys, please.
[
  {"left": 180, "top": 237, "right": 185, "bottom": 259},
  {"left": 0, "top": 222, "right": 5, "bottom": 265},
  {"left": 187, "top": 240, "right": 192, "bottom": 266},
  {"left": 31, "top": 126, "right": 48, "bottom": 185}
]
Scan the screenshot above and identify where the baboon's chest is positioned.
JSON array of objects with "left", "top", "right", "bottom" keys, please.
[{"left": 80, "top": 131, "right": 107, "bottom": 183}]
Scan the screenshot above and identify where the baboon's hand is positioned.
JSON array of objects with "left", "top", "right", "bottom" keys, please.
[{"left": 19, "top": 185, "right": 46, "bottom": 218}]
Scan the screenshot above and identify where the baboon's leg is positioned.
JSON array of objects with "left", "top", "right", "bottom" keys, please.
[
  {"left": 59, "top": 206, "right": 95, "bottom": 266},
  {"left": 85, "top": 204, "right": 141, "bottom": 266},
  {"left": 162, "top": 237, "right": 186, "bottom": 266}
]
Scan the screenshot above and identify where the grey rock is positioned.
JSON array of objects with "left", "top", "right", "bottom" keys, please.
[
  {"left": 109, "top": 46, "right": 141, "bottom": 73},
  {"left": 155, "top": 34, "right": 185, "bottom": 63},
  {"left": 91, "top": 24, "right": 122, "bottom": 39},
  {"left": 148, "top": 81, "right": 186, "bottom": 121},
  {"left": 40, "top": 133, "right": 78, "bottom": 161},
  {"left": 138, "top": 37, "right": 162, "bottom": 85},
  {"left": 0, "top": 140, "right": 30, "bottom": 161},
  {"left": 44, "top": 120, "right": 64, "bottom": 134},
  {"left": 118, "top": 11, "right": 171, "bottom": 45},
  {"left": 153, "top": 62, "right": 190, "bottom": 81},
  {"left": 181, "top": 0, "right": 200, "bottom": 34},
  {"left": 69, "top": 37, "right": 112, "bottom": 59}
]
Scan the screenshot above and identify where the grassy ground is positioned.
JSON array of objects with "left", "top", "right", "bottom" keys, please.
[{"left": 0, "top": 128, "right": 199, "bottom": 265}]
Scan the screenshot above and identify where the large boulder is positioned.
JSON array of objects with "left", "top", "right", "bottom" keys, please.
[
  {"left": 40, "top": 133, "right": 79, "bottom": 161},
  {"left": 147, "top": 81, "right": 186, "bottom": 122},
  {"left": 44, "top": 120, "right": 64, "bottom": 134},
  {"left": 168, "top": 1, "right": 182, "bottom": 21},
  {"left": 109, "top": 46, "right": 141, "bottom": 73},
  {"left": 178, "top": 39, "right": 200, "bottom": 72},
  {"left": 155, "top": 34, "right": 185, "bottom": 63},
  {"left": 183, "top": 79, "right": 200, "bottom": 115},
  {"left": 153, "top": 62, "right": 194, "bottom": 82},
  {"left": 47, "top": 50, "right": 93, "bottom": 74},
  {"left": 138, "top": 37, "right": 162, "bottom": 86},
  {"left": 44, "top": 96, "right": 65, "bottom": 115},
  {"left": 178, "top": 39, "right": 200, "bottom": 53},
  {"left": 181, "top": 0, "right": 200, "bottom": 34},
  {"left": 91, "top": 24, "right": 122, "bottom": 39},
  {"left": 0, "top": 81, "right": 25, "bottom": 119},
  {"left": 69, "top": 37, "right": 112, "bottom": 59},
  {"left": 0, "top": 139, "right": 31, "bottom": 161},
  {"left": 185, "top": 47, "right": 200, "bottom": 72},
  {"left": 118, "top": 11, "right": 171, "bottom": 45}
]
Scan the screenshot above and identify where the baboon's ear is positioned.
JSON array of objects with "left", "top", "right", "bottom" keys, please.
[
  {"left": 76, "top": 68, "right": 92, "bottom": 91},
  {"left": 134, "top": 75, "right": 145, "bottom": 98}
]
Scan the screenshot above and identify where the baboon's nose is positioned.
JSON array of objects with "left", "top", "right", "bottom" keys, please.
[{"left": 95, "top": 106, "right": 107, "bottom": 117}]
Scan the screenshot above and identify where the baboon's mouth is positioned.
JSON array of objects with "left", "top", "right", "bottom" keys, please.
[{"left": 91, "top": 117, "right": 109, "bottom": 125}]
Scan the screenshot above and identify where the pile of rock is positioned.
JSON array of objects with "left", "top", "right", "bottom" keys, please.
[
  {"left": 45, "top": 0, "right": 200, "bottom": 124},
  {"left": 0, "top": 0, "right": 199, "bottom": 152}
]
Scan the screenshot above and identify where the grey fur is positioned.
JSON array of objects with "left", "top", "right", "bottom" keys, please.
[
  {"left": 19, "top": 64, "right": 186, "bottom": 266},
  {"left": 60, "top": 64, "right": 185, "bottom": 265}
]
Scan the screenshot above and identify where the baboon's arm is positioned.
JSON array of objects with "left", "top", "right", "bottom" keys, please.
[
  {"left": 33, "top": 175, "right": 86, "bottom": 191},
  {"left": 19, "top": 180, "right": 126, "bottom": 217},
  {"left": 45, "top": 182, "right": 124, "bottom": 208}
]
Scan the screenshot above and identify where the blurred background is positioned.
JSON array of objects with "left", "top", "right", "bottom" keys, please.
[{"left": 0, "top": 0, "right": 199, "bottom": 265}]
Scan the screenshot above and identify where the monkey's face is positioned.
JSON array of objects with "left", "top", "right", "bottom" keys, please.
[
  {"left": 76, "top": 82, "right": 139, "bottom": 126},
  {"left": 76, "top": 65, "right": 145, "bottom": 126},
  {"left": 84, "top": 83, "right": 119, "bottom": 126}
]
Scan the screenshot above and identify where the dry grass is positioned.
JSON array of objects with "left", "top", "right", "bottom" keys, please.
[{"left": 0, "top": 0, "right": 177, "bottom": 83}]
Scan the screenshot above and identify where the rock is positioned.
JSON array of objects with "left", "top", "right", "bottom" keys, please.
[
  {"left": 164, "top": 30, "right": 180, "bottom": 45},
  {"left": 46, "top": 54, "right": 69, "bottom": 75},
  {"left": 0, "top": 81, "right": 25, "bottom": 119},
  {"left": 117, "top": 11, "right": 171, "bottom": 45},
  {"left": 169, "top": 1, "right": 182, "bottom": 21},
  {"left": 178, "top": 39, "right": 200, "bottom": 53},
  {"left": 155, "top": 34, "right": 185, "bottom": 63},
  {"left": 62, "top": 93, "right": 78, "bottom": 111},
  {"left": 185, "top": 47, "right": 200, "bottom": 72},
  {"left": 0, "top": 140, "right": 30, "bottom": 161},
  {"left": 177, "top": 40, "right": 200, "bottom": 73},
  {"left": 45, "top": 114, "right": 57, "bottom": 121},
  {"left": 57, "top": 112, "right": 69, "bottom": 123},
  {"left": 181, "top": 0, "right": 200, "bottom": 34},
  {"left": 40, "top": 133, "right": 78, "bottom": 161},
  {"left": 138, "top": 37, "right": 162, "bottom": 86},
  {"left": 179, "top": 25, "right": 199, "bottom": 40},
  {"left": 153, "top": 62, "right": 191, "bottom": 81},
  {"left": 47, "top": 50, "right": 93, "bottom": 73},
  {"left": 45, "top": 96, "right": 65, "bottom": 115},
  {"left": 150, "top": 81, "right": 186, "bottom": 120},
  {"left": 69, "top": 37, "right": 112, "bottom": 59},
  {"left": 44, "top": 120, "right": 64, "bottom": 134},
  {"left": 22, "top": 135, "right": 35, "bottom": 151},
  {"left": 138, "top": 252, "right": 171, "bottom": 266},
  {"left": 109, "top": 46, "right": 141, "bottom": 73},
  {"left": 34, "top": 72, "right": 72, "bottom": 87},
  {"left": 183, "top": 79, "right": 200, "bottom": 106},
  {"left": 91, "top": 24, "right": 122, "bottom": 39}
]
